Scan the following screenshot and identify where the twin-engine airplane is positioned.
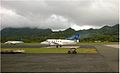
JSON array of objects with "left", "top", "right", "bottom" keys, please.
[{"left": 40, "top": 34, "right": 80, "bottom": 47}]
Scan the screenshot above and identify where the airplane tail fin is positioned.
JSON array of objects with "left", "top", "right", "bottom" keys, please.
[{"left": 67, "top": 34, "right": 80, "bottom": 40}]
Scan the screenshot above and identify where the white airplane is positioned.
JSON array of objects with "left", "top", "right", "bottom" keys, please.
[
  {"left": 4, "top": 41, "right": 24, "bottom": 45},
  {"left": 40, "top": 34, "right": 80, "bottom": 47}
]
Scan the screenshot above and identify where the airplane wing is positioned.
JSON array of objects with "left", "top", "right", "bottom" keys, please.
[{"left": 49, "top": 42, "right": 62, "bottom": 45}]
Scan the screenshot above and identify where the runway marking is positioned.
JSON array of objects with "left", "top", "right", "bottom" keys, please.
[{"left": 104, "top": 44, "right": 119, "bottom": 48}]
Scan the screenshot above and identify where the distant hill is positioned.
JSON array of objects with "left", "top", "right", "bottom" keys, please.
[
  {"left": 1, "top": 24, "right": 119, "bottom": 43},
  {"left": 77, "top": 24, "right": 119, "bottom": 42},
  {"left": 1, "top": 28, "right": 52, "bottom": 42}
]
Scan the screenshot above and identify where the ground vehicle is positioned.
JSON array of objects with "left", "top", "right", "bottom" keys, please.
[{"left": 68, "top": 48, "right": 77, "bottom": 54}]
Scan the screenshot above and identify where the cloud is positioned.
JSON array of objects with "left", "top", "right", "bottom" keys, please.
[
  {"left": 0, "top": 8, "right": 34, "bottom": 29},
  {"left": 1, "top": 0, "right": 119, "bottom": 30}
]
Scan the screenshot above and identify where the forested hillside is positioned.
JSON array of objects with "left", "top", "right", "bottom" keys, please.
[{"left": 1, "top": 24, "right": 119, "bottom": 43}]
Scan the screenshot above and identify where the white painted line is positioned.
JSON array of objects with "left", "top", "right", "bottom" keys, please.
[{"left": 105, "top": 45, "right": 119, "bottom": 48}]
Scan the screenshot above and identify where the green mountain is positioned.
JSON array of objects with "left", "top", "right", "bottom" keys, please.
[
  {"left": 77, "top": 24, "right": 119, "bottom": 42},
  {"left": 1, "top": 28, "right": 52, "bottom": 42},
  {"left": 1, "top": 24, "right": 119, "bottom": 43}
]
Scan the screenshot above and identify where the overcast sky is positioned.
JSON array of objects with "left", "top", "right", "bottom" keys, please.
[{"left": 0, "top": 0, "right": 119, "bottom": 31}]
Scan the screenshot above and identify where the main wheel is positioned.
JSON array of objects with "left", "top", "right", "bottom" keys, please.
[
  {"left": 56, "top": 45, "right": 58, "bottom": 48},
  {"left": 60, "top": 45, "right": 62, "bottom": 47}
]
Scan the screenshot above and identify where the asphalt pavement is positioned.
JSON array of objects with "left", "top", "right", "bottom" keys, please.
[
  {"left": 1, "top": 45, "right": 119, "bottom": 73},
  {"left": 95, "top": 45, "right": 119, "bottom": 72}
]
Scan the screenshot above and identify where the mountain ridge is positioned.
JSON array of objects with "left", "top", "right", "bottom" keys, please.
[{"left": 1, "top": 24, "right": 119, "bottom": 42}]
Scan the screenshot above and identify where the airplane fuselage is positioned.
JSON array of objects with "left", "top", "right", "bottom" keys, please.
[
  {"left": 41, "top": 39, "right": 76, "bottom": 46},
  {"left": 5, "top": 41, "right": 24, "bottom": 45}
]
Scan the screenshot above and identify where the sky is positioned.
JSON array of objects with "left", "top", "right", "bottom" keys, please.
[{"left": 0, "top": 0, "right": 119, "bottom": 31}]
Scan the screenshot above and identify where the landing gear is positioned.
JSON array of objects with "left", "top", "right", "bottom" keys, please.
[
  {"left": 60, "top": 45, "right": 62, "bottom": 47},
  {"left": 56, "top": 45, "right": 62, "bottom": 48},
  {"left": 56, "top": 45, "right": 58, "bottom": 48}
]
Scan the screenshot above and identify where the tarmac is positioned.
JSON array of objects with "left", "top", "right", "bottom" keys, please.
[
  {"left": 105, "top": 44, "right": 119, "bottom": 48},
  {"left": 1, "top": 45, "right": 119, "bottom": 73},
  {"left": 95, "top": 45, "right": 119, "bottom": 72}
]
